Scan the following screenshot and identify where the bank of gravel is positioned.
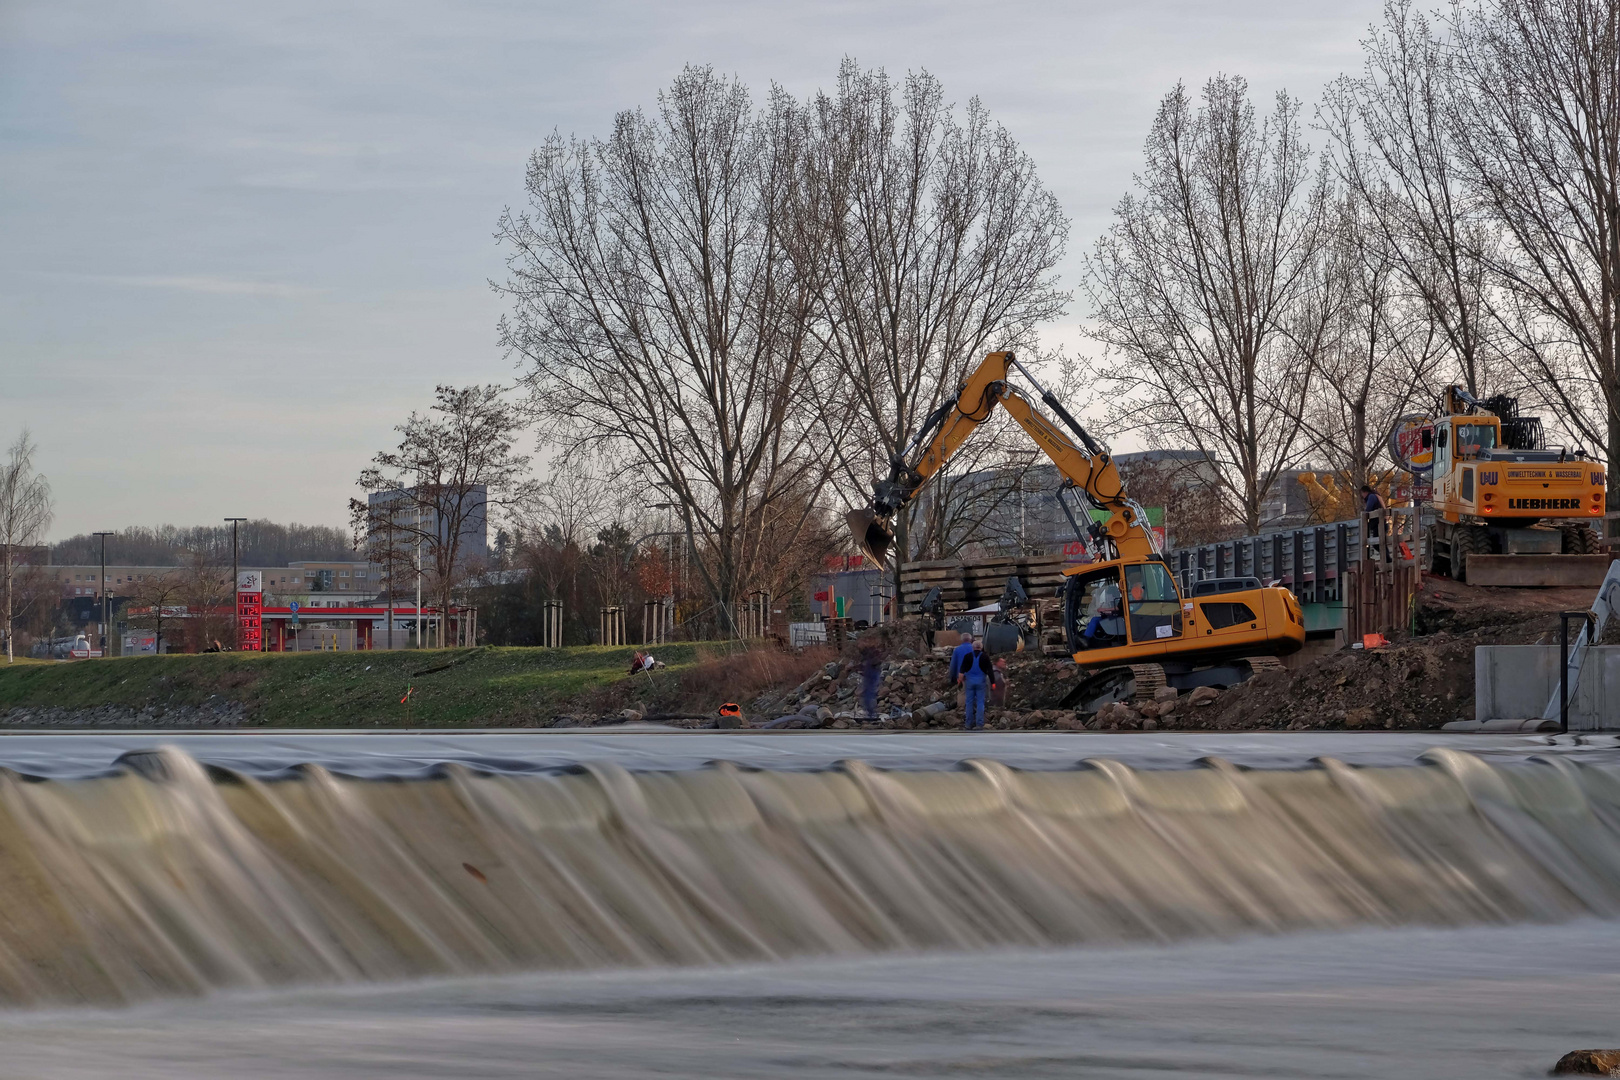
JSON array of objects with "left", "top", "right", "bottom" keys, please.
[{"left": 0, "top": 703, "right": 255, "bottom": 729}]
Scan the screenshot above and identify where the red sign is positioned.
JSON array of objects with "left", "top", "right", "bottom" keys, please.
[
  {"left": 1061, "top": 540, "right": 1093, "bottom": 564},
  {"left": 1389, "top": 414, "right": 1434, "bottom": 474},
  {"left": 237, "top": 591, "right": 263, "bottom": 651}
]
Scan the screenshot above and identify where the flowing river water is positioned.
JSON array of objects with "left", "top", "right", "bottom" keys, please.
[{"left": 3, "top": 731, "right": 1620, "bottom": 1076}]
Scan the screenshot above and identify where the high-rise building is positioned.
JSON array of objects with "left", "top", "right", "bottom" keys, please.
[{"left": 365, "top": 485, "right": 489, "bottom": 568}]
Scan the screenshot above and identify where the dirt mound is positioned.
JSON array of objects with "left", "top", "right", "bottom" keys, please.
[
  {"left": 1183, "top": 580, "right": 1595, "bottom": 732},
  {"left": 1413, "top": 575, "right": 1601, "bottom": 636}
]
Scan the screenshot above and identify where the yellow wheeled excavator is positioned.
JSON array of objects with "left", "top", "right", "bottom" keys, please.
[
  {"left": 1421, "top": 386, "right": 1606, "bottom": 585},
  {"left": 848, "top": 351, "right": 1306, "bottom": 712}
]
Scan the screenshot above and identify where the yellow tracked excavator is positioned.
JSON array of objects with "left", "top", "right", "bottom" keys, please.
[{"left": 848, "top": 351, "right": 1306, "bottom": 712}]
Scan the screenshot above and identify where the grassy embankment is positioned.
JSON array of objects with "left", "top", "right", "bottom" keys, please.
[{"left": 0, "top": 644, "right": 721, "bottom": 726}]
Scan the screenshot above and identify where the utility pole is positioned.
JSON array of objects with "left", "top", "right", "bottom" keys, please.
[
  {"left": 92, "top": 532, "right": 113, "bottom": 656},
  {"left": 651, "top": 502, "right": 677, "bottom": 641},
  {"left": 415, "top": 504, "right": 424, "bottom": 649},
  {"left": 384, "top": 509, "right": 395, "bottom": 651},
  {"left": 225, "top": 518, "right": 246, "bottom": 650}
]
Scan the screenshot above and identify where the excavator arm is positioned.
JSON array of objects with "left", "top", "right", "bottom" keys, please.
[{"left": 849, "top": 351, "right": 1159, "bottom": 570}]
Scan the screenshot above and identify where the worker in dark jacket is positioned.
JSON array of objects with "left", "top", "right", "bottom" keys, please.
[
  {"left": 948, "top": 633, "right": 975, "bottom": 712},
  {"left": 1362, "top": 484, "right": 1385, "bottom": 541},
  {"left": 858, "top": 640, "right": 885, "bottom": 717},
  {"left": 956, "top": 636, "right": 998, "bottom": 730}
]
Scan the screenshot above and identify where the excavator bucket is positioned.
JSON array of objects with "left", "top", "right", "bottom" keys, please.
[{"left": 847, "top": 508, "right": 895, "bottom": 571}]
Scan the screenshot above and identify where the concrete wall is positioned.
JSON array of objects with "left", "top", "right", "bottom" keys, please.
[{"left": 1476, "top": 645, "right": 1620, "bottom": 729}]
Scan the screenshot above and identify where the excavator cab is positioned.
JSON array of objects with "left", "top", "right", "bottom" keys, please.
[
  {"left": 1064, "top": 559, "right": 1185, "bottom": 654},
  {"left": 1068, "top": 569, "right": 1127, "bottom": 648},
  {"left": 1123, "top": 562, "right": 1182, "bottom": 642}
]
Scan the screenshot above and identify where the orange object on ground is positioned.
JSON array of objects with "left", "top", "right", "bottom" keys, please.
[{"left": 1362, "top": 633, "right": 1388, "bottom": 649}]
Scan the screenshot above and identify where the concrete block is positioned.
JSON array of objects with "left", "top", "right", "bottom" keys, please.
[
  {"left": 1476, "top": 644, "right": 1620, "bottom": 729},
  {"left": 1465, "top": 554, "right": 1613, "bottom": 588}
]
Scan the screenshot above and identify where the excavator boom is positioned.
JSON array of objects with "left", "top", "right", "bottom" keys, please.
[{"left": 850, "top": 352, "right": 1155, "bottom": 570}]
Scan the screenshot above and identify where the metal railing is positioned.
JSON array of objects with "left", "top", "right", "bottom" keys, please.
[{"left": 1169, "top": 507, "right": 1425, "bottom": 606}]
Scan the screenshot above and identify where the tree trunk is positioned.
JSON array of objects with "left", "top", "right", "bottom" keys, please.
[
  {"left": 1609, "top": 398, "right": 1620, "bottom": 540},
  {"left": 3, "top": 555, "right": 12, "bottom": 664},
  {"left": 889, "top": 514, "right": 910, "bottom": 619}
]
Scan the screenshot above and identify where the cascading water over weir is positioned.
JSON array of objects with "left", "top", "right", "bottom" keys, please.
[{"left": 3, "top": 746, "right": 1620, "bottom": 1006}]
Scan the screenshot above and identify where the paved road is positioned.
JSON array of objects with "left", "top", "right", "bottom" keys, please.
[{"left": 0, "top": 727, "right": 1614, "bottom": 778}]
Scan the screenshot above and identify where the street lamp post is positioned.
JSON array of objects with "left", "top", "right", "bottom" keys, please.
[
  {"left": 224, "top": 518, "right": 247, "bottom": 650},
  {"left": 415, "top": 505, "right": 424, "bottom": 649},
  {"left": 92, "top": 532, "right": 113, "bottom": 656},
  {"left": 650, "top": 502, "right": 678, "bottom": 641},
  {"left": 384, "top": 513, "right": 395, "bottom": 651}
]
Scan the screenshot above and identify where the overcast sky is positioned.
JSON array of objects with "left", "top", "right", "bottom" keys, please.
[{"left": 1, "top": 0, "right": 1386, "bottom": 540}]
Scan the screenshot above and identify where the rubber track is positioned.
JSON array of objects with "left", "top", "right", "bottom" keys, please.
[
  {"left": 1127, "top": 663, "right": 1167, "bottom": 703},
  {"left": 1242, "top": 656, "right": 1285, "bottom": 676}
]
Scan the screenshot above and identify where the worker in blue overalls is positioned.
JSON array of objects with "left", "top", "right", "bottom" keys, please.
[{"left": 956, "top": 635, "right": 998, "bottom": 731}]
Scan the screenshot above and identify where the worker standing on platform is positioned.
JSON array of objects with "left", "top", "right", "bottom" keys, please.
[{"left": 1362, "top": 484, "right": 1386, "bottom": 551}]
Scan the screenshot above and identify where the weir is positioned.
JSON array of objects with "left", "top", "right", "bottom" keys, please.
[{"left": 2, "top": 747, "right": 1620, "bottom": 1006}]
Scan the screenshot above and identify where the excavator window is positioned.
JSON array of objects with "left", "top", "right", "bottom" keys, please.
[
  {"left": 1454, "top": 423, "right": 1497, "bottom": 460},
  {"left": 1072, "top": 568, "right": 1127, "bottom": 648},
  {"left": 1124, "top": 563, "right": 1182, "bottom": 643}
]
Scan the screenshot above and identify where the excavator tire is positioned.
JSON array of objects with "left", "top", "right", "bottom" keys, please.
[
  {"left": 1424, "top": 525, "right": 1449, "bottom": 577},
  {"left": 1451, "top": 526, "right": 1486, "bottom": 583},
  {"left": 1562, "top": 525, "right": 1603, "bottom": 555}
]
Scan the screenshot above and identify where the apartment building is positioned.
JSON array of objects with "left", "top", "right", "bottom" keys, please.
[
  {"left": 46, "top": 562, "right": 383, "bottom": 606},
  {"left": 365, "top": 485, "right": 490, "bottom": 567}
]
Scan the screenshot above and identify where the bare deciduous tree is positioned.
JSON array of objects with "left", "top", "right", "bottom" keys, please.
[
  {"left": 1085, "top": 76, "right": 1332, "bottom": 533},
  {"left": 50, "top": 521, "right": 351, "bottom": 568},
  {"left": 353, "top": 384, "right": 536, "bottom": 640},
  {"left": 125, "top": 571, "right": 186, "bottom": 655},
  {"left": 496, "top": 66, "right": 829, "bottom": 634},
  {"left": 1321, "top": 0, "right": 1500, "bottom": 396},
  {"left": 177, "top": 552, "right": 232, "bottom": 652},
  {"left": 1115, "top": 456, "right": 1243, "bottom": 548},
  {"left": 802, "top": 61, "right": 1069, "bottom": 592},
  {"left": 1444, "top": 0, "right": 1620, "bottom": 480},
  {"left": 0, "top": 431, "right": 52, "bottom": 663},
  {"left": 1302, "top": 194, "right": 1439, "bottom": 492}
]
